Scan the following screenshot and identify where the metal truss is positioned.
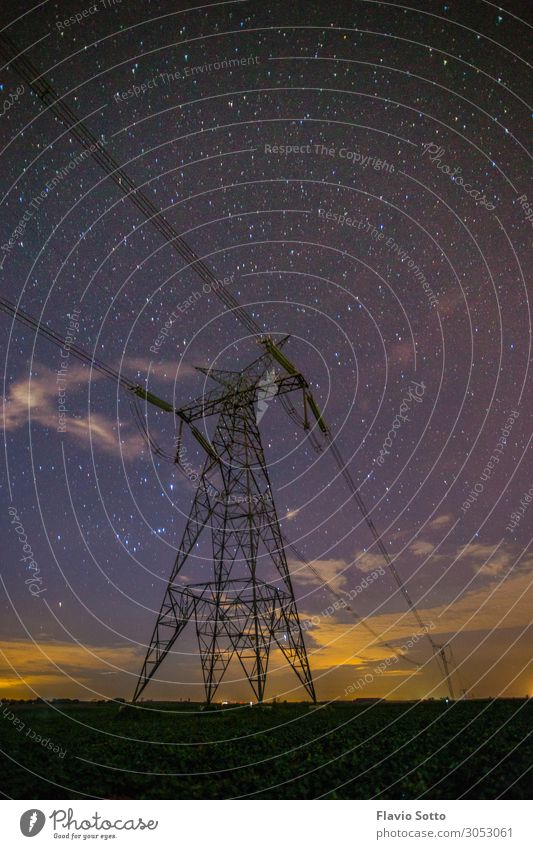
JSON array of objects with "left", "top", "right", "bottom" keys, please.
[{"left": 133, "top": 350, "right": 316, "bottom": 704}]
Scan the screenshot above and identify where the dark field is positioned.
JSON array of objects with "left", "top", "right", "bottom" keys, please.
[{"left": 1, "top": 699, "right": 531, "bottom": 799}]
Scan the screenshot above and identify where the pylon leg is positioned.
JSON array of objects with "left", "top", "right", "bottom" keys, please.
[
  {"left": 133, "top": 482, "right": 215, "bottom": 702},
  {"left": 275, "top": 600, "right": 317, "bottom": 703}
]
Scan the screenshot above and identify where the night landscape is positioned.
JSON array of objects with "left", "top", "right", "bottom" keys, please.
[{"left": 1, "top": 0, "right": 531, "bottom": 801}]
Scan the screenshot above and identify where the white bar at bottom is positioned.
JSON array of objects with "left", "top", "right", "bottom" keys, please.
[{"left": 2, "top": 799, "right": 529, "bottom": 848}]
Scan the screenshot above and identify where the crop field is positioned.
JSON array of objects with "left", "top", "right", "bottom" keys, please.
[{"left": 1, "top": 699, "right": 531, "bottom": 800}]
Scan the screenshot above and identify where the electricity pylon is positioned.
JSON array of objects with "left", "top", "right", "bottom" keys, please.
[{"left": 133, "top": 346, "right": 316, "bottom": 704}]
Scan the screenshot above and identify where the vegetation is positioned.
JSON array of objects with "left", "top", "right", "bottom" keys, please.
[{"left": 1, "top": 699, "right": 530, "bottom": 799}]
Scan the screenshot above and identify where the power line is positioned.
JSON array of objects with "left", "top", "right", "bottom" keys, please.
[
  {"left": 0, "top": 32, "right": 261, "bottom": 337},
  {"left": 0, "top": 295, "right": 132, "bottom": 389}
]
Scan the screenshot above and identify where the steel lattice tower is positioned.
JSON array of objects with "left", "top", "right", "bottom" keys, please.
[{"left": 133, "top": 347, "right": 316, "bottom": 704}]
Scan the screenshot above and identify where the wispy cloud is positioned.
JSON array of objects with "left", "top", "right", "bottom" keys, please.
[
  {"left": 284, "top": 507, "right": 301, "bottom": 521},
  {"left": 292, "top": 558, "right": 349, "bottom": 594},
  {"left": 353, "top": 550, "right": 390, "bottom": 573},
  {"left": 1, "top": 364, "right": 145, "bottom": 459},
  {"left": 409, "top": 540, "right": 436, "bottom": 556},
  {"left": 428, "top": 513, "right": 454, "bottom": 530},
  {"left": 124, "top": 357, "right": 196, "bottom": 382},
  {"left": 457, "top": 542, "right": 518, "bottom": 577}
]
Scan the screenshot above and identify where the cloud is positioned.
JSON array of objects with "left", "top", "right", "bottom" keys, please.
[
  {"left": 353, "top": 550, "right": 388, "bottom": 573},
  {"left": 2, "top": 364, "right": 146, "bottom": 459},
  {"left": 304, "top": 615, "right": 428, "bottom": 671},
  {"left": 303, "top": 566, "right": 533, "bottom": 673},
  {"left": 293, "top": 549, "right": 396, "bottom": 596},
  {"left": 284, "top": 507, "right": 301, "bottom": 521},
  {"left": 292, "top": 558, "right": 349, "bottom": 594},
  {"left": 428, "top": 514, "right": 453, "bottom": 530},
  {"left": 123, "top": 357, "right": 196, "bottom": 383},
  {"left": 409, "top": 539, "right": 436, "bottom": 556},
  {"left": 0, "top": 639, "right": 142, "bottom": 698},
  {"left": 431, "top": 567, "right": 533, "bottom": 634},
  {"left": 457, "top": 542, "right": 517, "bottom": 577}
]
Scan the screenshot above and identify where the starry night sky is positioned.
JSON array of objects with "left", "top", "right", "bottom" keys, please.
[{"left": 1, "top": 0, "right": 532, "bottom": 703}]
